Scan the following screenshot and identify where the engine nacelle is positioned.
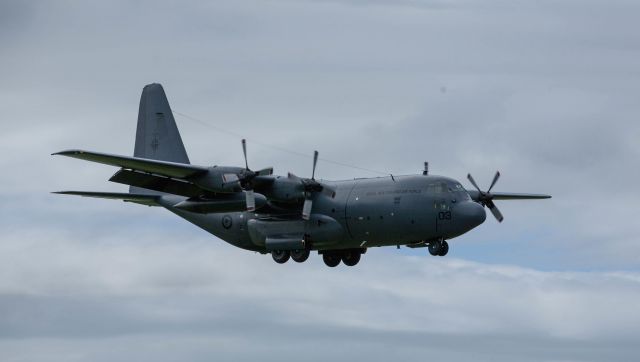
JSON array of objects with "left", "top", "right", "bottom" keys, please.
[
  {"left": 191, "top": 166, "right": 245, "bottom": 193},
  {"left": 261, "top": 176, "right": 305, "bottom": 203}
]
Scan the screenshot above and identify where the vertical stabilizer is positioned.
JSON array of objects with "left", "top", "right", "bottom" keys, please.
[
  {"left": 134, "top": 83, "right": 189, "bottom": 163},
  {"left": 131, "top": 83, "right": 190, "bottom": 194}
]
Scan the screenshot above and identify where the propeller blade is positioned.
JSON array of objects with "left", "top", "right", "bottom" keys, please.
[
  {"left": 311, "top": 150, "right": 318, "bottom": 180},
  {"left": 256, "top": 167, "right": 273, "bottom": 176},
  {"left": 241, "top": 139, "right": 249, "bottom": 170},
  {"left": 302, "top": 198, "right": 313, "bottom": 220},
  {"left": 245, "top": 190, "right": 256, "bottom": 212},
  {"left": 488, "top": 171, "right": 500, "bottom": 193},
  {"left": 486, "top": 200, "right": 504, "bottom": 222},
  {"left": 467, "top": 173, "right": 482, "bottom": 193}
]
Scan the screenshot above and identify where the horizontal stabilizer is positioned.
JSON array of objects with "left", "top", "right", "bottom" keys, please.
[
  {"left": 52, "top": 150, "right": 208, "bottom": 179},
  {"left": 52, "top": 191, "right": 161, "bottom": 206}
]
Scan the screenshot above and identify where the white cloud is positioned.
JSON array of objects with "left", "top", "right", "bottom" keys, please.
[{"left": 1, "top": 229, "right": 639, "bottom": 361}]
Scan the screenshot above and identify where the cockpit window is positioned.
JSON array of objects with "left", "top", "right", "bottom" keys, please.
[
  {"left": 450, "top": 182, "right": 470, "bottom": 200},
  {"left": 427, "top": 182, "right": 448, "bottom": 193}
]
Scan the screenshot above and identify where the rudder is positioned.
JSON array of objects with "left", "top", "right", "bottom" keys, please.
[
  {"left": 131, "top": 83, "right": 190, "bottom": 194},
  {"left": 133, "top": 83, "right": 190, "bottom": 164}
]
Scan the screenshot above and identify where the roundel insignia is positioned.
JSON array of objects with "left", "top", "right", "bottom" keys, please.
[{"left": 222, "top": 215, "right": 233, "bottom": 229}]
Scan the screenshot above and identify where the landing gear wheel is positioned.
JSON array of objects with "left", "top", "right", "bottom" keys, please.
[
  {"left": 271, "top": 250, "right": 290, "bottom": 264},
  {"left": 291, "top": 249, "right": 310, "bottom": 263},
  {"left": 438, "top": 241, "right": 449, "bottom": 256},
  {"left": 341, "top": 250, "right": 361, "bottom": 266},
  {"left": 322, "top": 252, "right": 341, "bottom": 267},
  {"left": 428, "top": 241, "right": 442, "bottom": 256}
]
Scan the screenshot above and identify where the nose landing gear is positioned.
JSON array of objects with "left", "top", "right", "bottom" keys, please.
[{"left": 428, "top": 240, "right": 449, "bottom": 256}]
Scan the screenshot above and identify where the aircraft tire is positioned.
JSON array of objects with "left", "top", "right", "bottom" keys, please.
[
  {"left": 438, "top": 241, "right": 449, "bottom": 256},
  {"left": 322, "top": 252, "right": 341, "bottom": 267},
  {"left": 342, "top": 250, "right": 361, "bottom": 266},
  {"left": 272, "top": 250, "right": 290, "bottom": 264},
  {"left": 428, "top": 241, "right": 442, "bottom": 256},
  {"left": 291, "top": 249, "right": 310, "bottom": 263}
]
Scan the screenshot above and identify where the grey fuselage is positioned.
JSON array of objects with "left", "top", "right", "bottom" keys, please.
[{"left": 161, "top": 174, "right": 487, "bottom": 252}]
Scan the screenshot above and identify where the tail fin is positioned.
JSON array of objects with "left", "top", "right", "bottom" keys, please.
[
  {"left": 131, "top": 83, "right": 190, "bottom": 194},
  {"left": 134, "top": 83, "right": 189, "bottom": 163}
]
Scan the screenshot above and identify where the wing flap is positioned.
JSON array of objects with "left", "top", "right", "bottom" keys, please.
[
  {"left": 109, "top": 169, "right": 203, "bottom": 198},
  {"left": 53, "top": 150, "right": 208, "bottom": 179},
  {"left": 52, "top": 191, "right": 161, "bottom": 206}
]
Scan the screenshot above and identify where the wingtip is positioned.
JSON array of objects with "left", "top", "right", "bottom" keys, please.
[{"left": 51, "top": 149, "right": 84, "bottom": 156}]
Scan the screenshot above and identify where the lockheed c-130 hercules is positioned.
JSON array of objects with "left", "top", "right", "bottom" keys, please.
[{"left": 53, "top": 83, "right": 551, "bottom": 267}]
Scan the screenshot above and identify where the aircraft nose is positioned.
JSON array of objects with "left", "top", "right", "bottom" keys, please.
[{"left": 455, "top": 201, "right": 486, "bottom": 230}]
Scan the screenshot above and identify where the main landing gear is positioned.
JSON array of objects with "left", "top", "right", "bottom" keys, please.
[
  {"left": 271, "top": 250, "right": 290, "bottom": 264},
  {"left": 271, "top": 249, "right": 310, "bottom": 264},
  {"left": 321, "top": 248, "right": 365, "bottom": 267},
  {"left": 291, "top": 249, "right": 310, "bottom": 263},
  {"left": 320, "top": 249, "right": 362, "bottom": 267},
  {"left": 428, "top": 240, "right": 449, "bottom": 256},
  {"left": 270, "top": 248, "right": 365, "bottom": 267}
]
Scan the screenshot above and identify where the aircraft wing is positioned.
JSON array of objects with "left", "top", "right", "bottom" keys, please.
[
  {"left": 491, "top": 192, "right": 551, "bottom": 200},
  {"left": 52, "top": 150, "right": 208, "bottom": 179},
  {"left": 468, "top": 190, "right": 551, "bottom": 201},
  {"left": 52, "top": 191, "right": 161, "bottom": 206}
]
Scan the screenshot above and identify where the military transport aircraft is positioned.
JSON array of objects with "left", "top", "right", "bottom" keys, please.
[{"left": 53, "top": 84, "right": 551, "bottom": 267}]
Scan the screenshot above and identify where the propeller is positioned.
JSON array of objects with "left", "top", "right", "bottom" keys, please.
[
  {"left": 290, "top": 150, "right": 336, "bottom": 220},
  {"left": 237, "top": 139, "right": 273, "bottom": 211},
  {"left": 467, "top": 171, "right": 504, "bottom": 222}
]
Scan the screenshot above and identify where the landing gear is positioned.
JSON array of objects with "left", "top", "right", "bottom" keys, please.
[
  {"left": 322, "top": 252, "right": 341, "bottom": 267},
  {"left": 271, "top": 248, "right": 365, "bottom": 266},
  {"left": 438, "top": 241, "right": 449, "bottom": 256},
  {"left": 321, "top": 248, "right": 365, "bottom": 267},
  {"left": 291, "top": 249, "right": 310, "bottom": 263},
  {"left": 341, "top": 250, "right": 361, "bottom": 266},
  {"left": 271, "top": 250, "right": 290, "bottom": 264},
  {"left": 428, "top": 240, "right": 449, "bottom": 256}
]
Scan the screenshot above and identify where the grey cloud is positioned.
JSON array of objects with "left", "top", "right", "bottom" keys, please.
[{"left": 1, "top": 0, "right": 639, "bottom": 360}]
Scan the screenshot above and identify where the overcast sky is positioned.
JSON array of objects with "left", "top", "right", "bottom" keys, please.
[{"left": 1, "top": 0, "right": 639, "bottom": 361}]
